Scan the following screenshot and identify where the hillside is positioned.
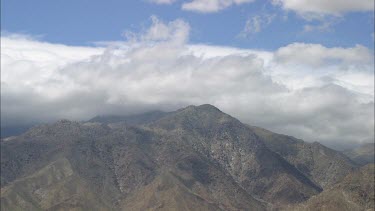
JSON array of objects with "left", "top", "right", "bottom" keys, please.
[
  {"left": 249, "top": 126, "right": 357, "bottom": 188},
  {"left": 290, "top": 164, "right": 374, "bottom": 211}
]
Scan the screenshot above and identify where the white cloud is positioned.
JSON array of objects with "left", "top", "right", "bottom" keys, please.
[
  {"left": 1, "top": 17, "right": 374, "bottom": 147},
  {"left": 143, "top": 16, "right": 190, "bottom": 44},
  {"left": 1, "top": 35, "right": 104, "bottom": 99},
  {"left": 238, "top": 13, "right": 276, "bottom": 37},
  {"left": 148, "top": 0, "right": 176, "bottom": 5},
  {"left": 302, "top": 17, "right": 340, "bottom": 32},
  {"left": 182, "top": 0, "right": 255, "bottom": 13},
  {"left": 271, "top": 43, "right": 374, "bottom": 100},
  {"left": 274, "top": 43, "right": 372, "bottom": 67},
  {"left": 273, "top": 0, "right": 373, "bottom": 32},
  {"left": 273, "top": 0, "right": 374, "bottom": 17}
]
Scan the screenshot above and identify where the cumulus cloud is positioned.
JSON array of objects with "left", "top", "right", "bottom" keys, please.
[
  {"left": 182, "top": 0, "right": 254, "bottom": 13},
  {"left": 273, "top": 0, "right": 374, "bottom": 17},
  {"left": 142, "top": 16, "right": 190, "bottom": 43},
  {"left": 1, "top": 17, "right": 374, "bottom": 147}
]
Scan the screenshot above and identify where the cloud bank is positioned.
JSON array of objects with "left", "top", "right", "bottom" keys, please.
[{"left": 1, "top": 17, "right": 373, "bottom": 147}]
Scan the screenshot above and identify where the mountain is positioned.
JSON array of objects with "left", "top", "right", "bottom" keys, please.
[
  {"left": 1, "top": 118, "right": 267, "bottom": 210},
  {"left": 90, "top": 109, "right": 358, "bottom": 190},
  {"left": 1, "top": 157, "right": 112, "bottom": 210},
  {"left": 146, "top": 105, "right": 323, "bottom": 205},
  {"left": 248, "top": 126, "right": 357, "bottom": 189},
  {"left": 88, "top": 110, "right": 169, "bottom": 125},
  {"left": 290, "top": 164, "right": 375, "bottom": 211},
  {"left": 0, "top": 104, "right": 368, "bottom": 210},
  {"left": 343, "top": 143, "right": 375, "bottom": 166}
]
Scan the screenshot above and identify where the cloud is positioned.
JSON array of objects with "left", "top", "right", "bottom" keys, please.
[
  {"left": 302, "top": 17, "right": 340, "bottom": 32},
  {"left": 143, "top": 16, "right": 190, "bottom": 43},
  {"left": 273, "top": 0, "right": 374, "bottom": 17},
  {"left": 271, "top": 43, "right": 374, "bottom": 99},
  {"left": 238, "top": 13, "right": 276, "bottom": 37},
  {"left": 148, "top": 0, "right": 176, "bottom": 5},
  {"left": 273, "top": 0, "right": 373, "bottom": 32},
  {"left": 274, "top": 43, "right": 373, "bottom": 67},
  {"left": 1, "top": 17, "right": 374, "bottom": 147},
  {"left": 182, "top": 0, "right": 255, "bottom": 13}
]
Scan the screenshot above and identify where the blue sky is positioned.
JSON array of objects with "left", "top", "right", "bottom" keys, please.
[{"left": 1, "top": 0, "right": 374, "bottom": 50}]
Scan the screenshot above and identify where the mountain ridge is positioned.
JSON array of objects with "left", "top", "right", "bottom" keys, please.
[{"left": 1, "top": 104, "right": 371, "bottom": 211}]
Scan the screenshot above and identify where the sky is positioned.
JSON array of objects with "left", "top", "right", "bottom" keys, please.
[
  {"left": 2, "top": 0, "right": 374, "bottom": 49},
  {"left": 1, "top": 0, "right": 374, "bottom": 149}
]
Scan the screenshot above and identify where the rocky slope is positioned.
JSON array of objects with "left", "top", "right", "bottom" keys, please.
[
  {"left": 249, "top": 126, "right": 357, "bottom": 189},
  {"left": 289, "top": 164, "right": 374, "bottom": 211},
  {"left": 1, "top": 104, "right": 370, "bottom": 210}
]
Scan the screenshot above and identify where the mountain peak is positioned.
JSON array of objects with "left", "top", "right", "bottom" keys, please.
[
  {"left": 197, "top": 104, "right": 221, "bottom": 111},
  {"left": 151, "top": 104, "right": 236, "bottom": 131},
  {"left": 177, "top": 104, "right": 223, "bottom": 115},
  {"left": 182, "top": 104, "right": 220, "bottom": 111}
]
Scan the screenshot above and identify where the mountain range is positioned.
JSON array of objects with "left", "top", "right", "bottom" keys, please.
[{"left": 1, "top": 104, "right": 374, "bottom": 210}]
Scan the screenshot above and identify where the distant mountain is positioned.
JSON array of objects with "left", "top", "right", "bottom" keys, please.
[
  {"left": 1, "top": 104, "right": 370, "bottom": 210},
  {"left": 290, "top": 164, "right": 374, "bottom": 211},
  {"left": 343, "top": 143, "right": 374, "bottom": 166}
]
